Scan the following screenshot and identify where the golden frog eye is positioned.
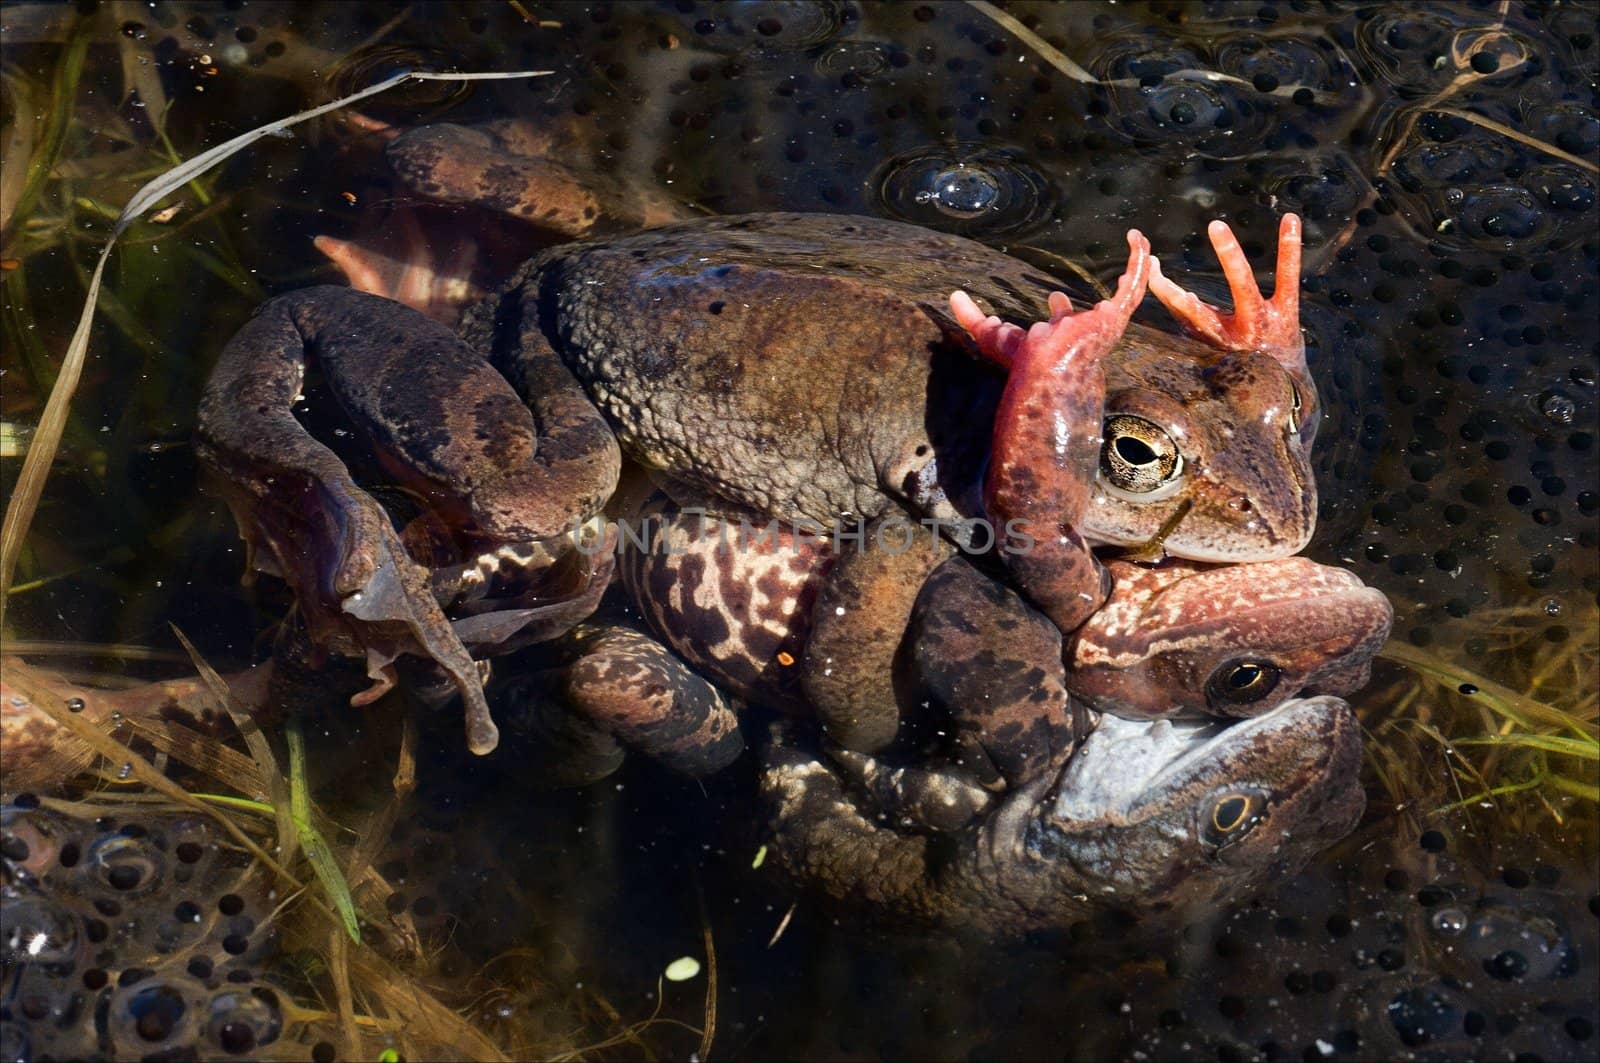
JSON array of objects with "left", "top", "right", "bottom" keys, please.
[
  {"left": 1100, "top": 414, "right": 1183, "bottom": 494},
  {"left": 1206, "top": 658, "right": 1282, "bottom": 707},
  {"left": 1202, "top": 790, "right": 1267, "bottom": 847}
]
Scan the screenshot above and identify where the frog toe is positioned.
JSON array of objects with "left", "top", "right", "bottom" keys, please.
[
  {"left": 952, "top": 230, "right": 1150, "bottom": 373},
  {"left": 313, "top": 210, "right": 485, "bottom": 322}
]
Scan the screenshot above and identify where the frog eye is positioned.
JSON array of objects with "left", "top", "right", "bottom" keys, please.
[
  {"left": 1287, "top": 380, "right": 1304, "bottom": 435},
  {"left": 1206, "top": 658, "right": 1282, "bottom": 707},
  {"left": 1100, "top": 415, "right": 1183, "bottom": 494},
  {"left": 1201, "top": 789, "right": 1268, "bottom": 848}
]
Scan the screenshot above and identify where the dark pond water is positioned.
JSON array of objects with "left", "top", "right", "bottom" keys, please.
[{"left": 2, "top": 1, "right": 1597, "bottom": 1060}]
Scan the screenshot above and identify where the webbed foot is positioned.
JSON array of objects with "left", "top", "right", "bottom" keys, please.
[{"left": 1148, "top": 213, "right": 1304, "bottom": 374}]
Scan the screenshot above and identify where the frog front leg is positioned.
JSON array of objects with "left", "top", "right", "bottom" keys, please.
[
  {"left": 197, "top": 287, "right": 621, "bottom": 753},
  {"left": 801, "top": 518, "right": 953, "bottom": 752},
  {"left": 1148, "top": 214, "right": 1316, "bottom": 441},
  {"left": 949, "top": 231, "right": 1152, "bottom": 636},
  {"left": 907, "top": 555, "right": 1078, "bottom": 788}
]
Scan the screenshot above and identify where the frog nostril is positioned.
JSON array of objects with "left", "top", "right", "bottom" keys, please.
[{"left": 1229, "top": 496, "right": 1254, "bottom": 514}]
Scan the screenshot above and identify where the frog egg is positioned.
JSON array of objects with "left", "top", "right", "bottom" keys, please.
[
  {"left": 1528, "top": 165, "right": 1596, "bottom": 216},
  {"left": 1214, "top": 35, "right": 1345, "bottom": 98},
  {"left": 872, "top": 146, "right": 1053, "bottom": 236},
  {"left": 1385, "top": 984, "right": 1469, "bottom": 1049},
  {"left": 671, "top": 0, "right": 847, "bottom": 53},
  {"left": 1, "top": 884, "right": 82, "bottom": 972},
  {"left": 1357, "top": 9, "right": 1537, "bottom": 94},
  {"left": 203, "top": 985, "right": 284, "bottom": 1054},
  {"left": 1527, "top": 102, "right": 1600, "bottom": 159},
  {"left": 1457, "top": 900, "right": 1575, "bottom": 983},
  {"left": 107, "top": 975, "right": 207, "bottom": 1056},
  {"left": 1267, "top": 165, "right": 1364, "bottom": 224},
  {"left": 1087, "top": 37, "right": 1272, "bottom": 155},
  {"left": 742, "top": 1, "right": 849, "bottom": 52},
  {"left": 83, "top": 830, "right": 169, "bottom": 900},
  {"left": 813, "top": 35, "right": 883, "bottom": 71}
]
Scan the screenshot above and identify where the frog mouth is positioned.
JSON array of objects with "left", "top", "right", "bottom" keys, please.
[{"left": 1014, "top": 696, "right": 1348, "bottom": 829}]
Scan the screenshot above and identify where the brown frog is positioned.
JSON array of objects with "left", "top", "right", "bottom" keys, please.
[
  {"left": 198, "top": 121, "right": 1319, "bottom": 754},
  {"left": 550, "top": 498, "right": 1386, "bottom": 793},
  {"left": 760, "top": 693, "right": 1365, "bottom": 933},
  {"left": 728, "top": 513, "right": 1369, "bottom": 930}
]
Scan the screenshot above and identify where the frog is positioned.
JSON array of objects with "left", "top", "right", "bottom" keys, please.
[
  {"left": 198, "top": 115, "right": 1317, "bottom": 755},
  {"left": 759, "top": 693, "right": 1366, "bottom": 933},
  {"left": 532, "top": 496, "right": 1386, "bottom": 792}
]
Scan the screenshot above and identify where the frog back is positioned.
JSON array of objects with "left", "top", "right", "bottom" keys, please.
[{"left": 490, "top": 213, "right": 1061, "bottom": 526}]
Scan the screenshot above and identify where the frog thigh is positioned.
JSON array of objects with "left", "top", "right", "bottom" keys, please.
[
  {"left": 197, "top": 289, "right": 501, "bottom": 753},
  {"left": 561, "top": 625, "right": 743, "bottom": 777},
  {"left": 801, "top": 519, "right": 954, "bottom": 752}
]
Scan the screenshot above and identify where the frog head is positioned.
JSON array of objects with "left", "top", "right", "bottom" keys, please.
[{"left": 1066, "top": 557, "right": 1393, "bottom": 719}]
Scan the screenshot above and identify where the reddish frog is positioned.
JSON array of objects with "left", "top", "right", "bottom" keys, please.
[{"left": 595, "top": 499, "right": 1387, "bottom": 789}]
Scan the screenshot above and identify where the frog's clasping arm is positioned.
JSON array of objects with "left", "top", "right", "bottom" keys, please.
[{"left": 948, "top": 231, "right": 1152, "bottom": 636}]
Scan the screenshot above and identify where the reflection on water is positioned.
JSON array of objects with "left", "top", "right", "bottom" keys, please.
[{"left": 2, "top": 1, "right": 1595, "bottom": 1059}]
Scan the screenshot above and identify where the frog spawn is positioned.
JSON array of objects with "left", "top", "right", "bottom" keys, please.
[{"left": 1, "top": 801, "right": 290, "bottom": 1060}]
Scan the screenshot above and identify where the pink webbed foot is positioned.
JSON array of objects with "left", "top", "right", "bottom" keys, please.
[
  {"left": 951, "top": 234, "right": 1151, "bottom": 371},
  {"left": 1148, "top": 213, "right": 1305, "bottom": 374}
]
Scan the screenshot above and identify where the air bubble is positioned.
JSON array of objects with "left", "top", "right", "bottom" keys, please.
[
  {"left": 873, "top": 146, "right": 1053, "bottom": 235},
  {"left": 1540, "top": 390, "right": 1577, "bottom": 425}
]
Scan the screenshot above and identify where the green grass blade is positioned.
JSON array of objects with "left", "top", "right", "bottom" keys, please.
[
  {"left": 193, "top": 794, "right": 278, "bottom": 816},
  {"left": 3, "top": 19, "right": 89, "bottom": 240},
  {"left": 1545, "top": 775, "right": 1600, "bottom": 802},
  {"left": 287, "top": 719, "right": 362, "bottom": 944},
  {"left": 1452, "top": 734, "right": 1599, "bottom": 760}
]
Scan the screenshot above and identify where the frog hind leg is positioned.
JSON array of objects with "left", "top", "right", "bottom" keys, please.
[
  {"left": 801, "top": 518, "right": 953, "bottom": 753},
  {"left": 198, "top": 289, "right": 615, "bottom": 754},
  {"left": 909, "top": 556, "right": 1075, "bottom": 786},
  {"left": 385, "top": 120, "right": 688, "bottom": 238},
  {"left": 559, "top": 624, "right": 743, "bottom": 777},
  {"left": 498, "top": 671, "right": 628, "bottom": 788},
  {"left": 951, "top": 231, "right": 1151, "bottom": 636},
  {"left": 761, "top": 722, "right": 943, "bottom": 920}
]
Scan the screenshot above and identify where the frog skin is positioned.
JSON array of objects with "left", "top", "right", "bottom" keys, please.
[
  {"left": 759, "top": 694, "right": 1365, "bottom": 934},
  {"left": 591, "top": 499, "right": 1386, "bottom": 791},
  {"left": 201, "top": 123, "right": 1316, "bottom": 752}
]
